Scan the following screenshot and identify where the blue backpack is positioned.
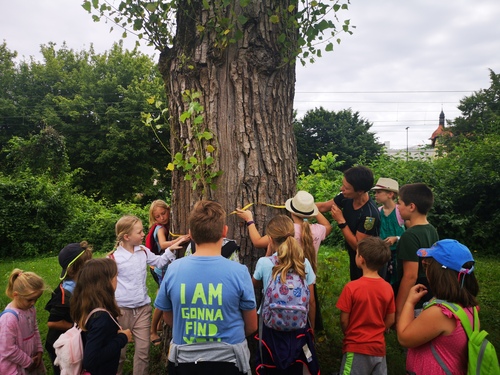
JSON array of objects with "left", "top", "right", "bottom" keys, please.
[{"left": 261, "top": 255, "right": 310, "bottom": 331}]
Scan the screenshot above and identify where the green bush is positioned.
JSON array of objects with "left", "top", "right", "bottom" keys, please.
[
  {"left": 0, "top": 172, "right": 148, "bottom": 258},
  {"left": 367, "top": 136, "right": 500, "bottom": 255}
]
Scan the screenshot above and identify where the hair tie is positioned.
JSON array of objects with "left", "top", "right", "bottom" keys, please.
[
  {"left": 457, "top": 269, "right": 472, "bottom": 288},
  {"left": 303, "top": 218, "right": 308, "bottom": 222}
]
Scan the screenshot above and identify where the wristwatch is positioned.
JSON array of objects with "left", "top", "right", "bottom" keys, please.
[{"left": 337, "top": 222, "right": 347, "bottom": 229}]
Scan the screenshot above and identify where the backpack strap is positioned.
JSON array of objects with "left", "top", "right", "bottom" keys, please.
[
  {"left": 425, "top": 299, "right": 477, "bottom": 374},
  {"left": 85, "top": 308, "right": 122, "bottom": 330},
  {"left": 0, "top": 308, "right": 19, "bottom": 320},
  {"left": 395, "top": 205, "right": 404, "bottom": 226},
  {"left": 426, "top": 299, "right": 475, "bottom": 337}
]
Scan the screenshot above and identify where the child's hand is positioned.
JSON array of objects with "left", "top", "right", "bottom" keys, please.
[
  {"left": 236, "top": 209, "right": 253, "bottom": 223},
  {"left": 406, "top": 284, "right": 428, "bottom": 305},
  {"left": 27, "top": 352, "right": 42, "bottom": 370},
  {"left": 119, "top": 328, "right": 133, "bottom": 343},
  {"left": 177, "top": 234, "right": 191, "bottom": 244},
  {"left": 384, "top": 236, "right": 398, "bottom": 246}
]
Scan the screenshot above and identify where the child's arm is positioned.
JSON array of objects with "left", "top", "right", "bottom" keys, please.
[
  {"left": 339, "top": 311, "right": 350, "bottom": 334},
  {"left": 0, "top": 315, "right": 33, "bottom": 369},
  {"left": 316, "top": 212, "right": 332, "bottom": 237},
  {"left": 236, "top": 209, "right": 270, "bottom": 249},
  {"left": 397, "top": 284, "right": 454, "bottom": 348},
  {"left": 307, "top": 284, "right": 316, "bottom": 330},
  {"left": 242, "top": 309, "right": 258, "bottom": 337},
  {"left": 395, "top": 259, "right": 418, "bottom": 323},
  {"left": 384, "top": 312, "right": 395, "bottom": 330},
  {"left": 252, "top": 276, "right": 262, "bottom": 290},
  {"left": 157, "top": 227, "right": 190, "bottom": 250},
  {"left": 162, "top": 310, "right": 173, "bottom": 327},
  {"left": 47, "top": 320, "right": 73, "bottom": 331}
]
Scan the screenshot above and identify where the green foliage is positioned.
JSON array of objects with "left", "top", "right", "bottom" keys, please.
[
  {"left": 448, "top": 69, "right": 500, "bottom": 144},
  {"left": 365, "top": 137, "right": 499, "bottom": 255},
  {"left": 0, "top": 171, "right": 149, "bottom": 258},
  {"left": 0, "top": 172, "right": 75, "bottom": 258},
  {"left": 167, "top": 90, "right": 223, "bottom": 194},
  {"left": 297, "top": 152, "right": 344, "bottom": 246},
  {"left": 82, "top": 0, "right": 353, "bottom": 66},
  {"left": 1, "top": 127, "right": 69, "bottom": 180},
  {"left": 295, "top": 107, "right": 384, "bottom": 171},
  {"left": 297, "top": 152, "right": 344, "bottom": 202},
  {"left": 0, "top": 42, "right": 169, "bottom": 203},
  {"left": 429, "top": 135, "right": 500, "bottom": 255}
]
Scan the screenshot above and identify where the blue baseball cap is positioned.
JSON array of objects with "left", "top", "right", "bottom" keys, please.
[{"left": 417, "top": 239, "right": 475, "bottom": 274}]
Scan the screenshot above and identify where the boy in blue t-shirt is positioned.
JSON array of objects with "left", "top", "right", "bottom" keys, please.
[{"left": 155, "top": 200, "right": 257, "bottom": 374}]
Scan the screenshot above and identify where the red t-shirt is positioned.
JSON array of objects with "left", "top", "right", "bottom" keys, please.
[{"left": 336, "top": 276, "right": 395, "bottom": 356}]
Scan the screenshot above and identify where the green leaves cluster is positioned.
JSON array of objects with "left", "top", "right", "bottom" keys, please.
[
  {"left": 167, "top": 90, "right": 223, "bottom": 193},
  {"left": 82, "top": 0, "right": 353, "bottom": 67},
  {"left": 82, "top": 0, "right": 176, "bottom": 50},
  {"left": 448, "top": 69, "right": 500, "bottom": 145},
  {"left": 0, "top": 42, "right": 168, "bottom": 203},
  {"left": 294, "top": 107, "right": 383, "bottom": 171}
]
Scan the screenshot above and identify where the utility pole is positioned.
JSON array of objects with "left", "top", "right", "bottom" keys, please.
[{"left": 406, "top": 127, "right": 410, "bottom": 162}]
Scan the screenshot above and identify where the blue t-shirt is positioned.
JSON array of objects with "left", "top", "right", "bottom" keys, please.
[{"left": 154, "top": 255, "right": 256, "bottom": 345}]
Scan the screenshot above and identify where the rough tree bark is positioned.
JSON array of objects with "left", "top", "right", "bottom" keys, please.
[{"left": 158, "top": 0, "right": 298, "bottom": 271}]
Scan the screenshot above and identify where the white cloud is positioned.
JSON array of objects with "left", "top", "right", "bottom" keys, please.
[{"left": 1, "top": 0, "right": 499, "bottom": 149}]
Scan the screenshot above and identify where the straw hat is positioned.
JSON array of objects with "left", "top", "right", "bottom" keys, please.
[
  {"left": 285, "top": 191, "right": 319, "bottom": 218},
  {"left": 371, "top": 178, "right": 399, "bottom": 193}
]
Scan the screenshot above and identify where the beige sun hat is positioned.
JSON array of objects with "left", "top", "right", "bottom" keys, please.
[
  {"left": 285, "top": 191, "right": 319, "bottom": 218},
  {"left": 371, "top": 177, "right": 399, "bottom": 193}
]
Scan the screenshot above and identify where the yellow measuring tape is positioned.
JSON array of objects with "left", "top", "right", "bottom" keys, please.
[
  {"left": 229, "top": 202, "right": 286, "bottom": 215},
  {"left": 170, "top": 202, "right": 286, "bottom": 236}
]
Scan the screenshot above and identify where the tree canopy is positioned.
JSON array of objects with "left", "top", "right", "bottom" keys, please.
[
  {"left": 294, "top": 106, "right": 383, "bottom": 170},
  {"left": 0, "top": 41, "right": 169, "bottom": 202},
  {"left": 448, "top": 69, "right": 500, "bottom": 143}
]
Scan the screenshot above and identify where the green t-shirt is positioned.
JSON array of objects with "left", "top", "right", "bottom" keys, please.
[
  {"left": 379, "top": 208, "right": 405, "bottom": 251},
  {"left": 397, "top": 223, "right": 439, "bottom": 307}
]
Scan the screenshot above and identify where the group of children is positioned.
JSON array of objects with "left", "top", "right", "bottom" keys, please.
[{"left": 0, "top": 176, "right": 484, "bottom": 374}]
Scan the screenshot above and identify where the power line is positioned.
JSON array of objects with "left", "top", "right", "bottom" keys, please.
[{"left": 295, "top": 90, "right": 475, "bottom": 94}]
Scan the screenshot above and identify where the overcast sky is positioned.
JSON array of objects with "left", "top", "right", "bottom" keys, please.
[{"left": 1, "top": 0, "right": 499, "bottom": 149}]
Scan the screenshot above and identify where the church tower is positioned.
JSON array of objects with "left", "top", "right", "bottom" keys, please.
[{"left": 430, "top": 110, "right": 446, "bottom": 147}]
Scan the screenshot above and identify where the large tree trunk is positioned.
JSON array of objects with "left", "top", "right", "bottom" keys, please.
[{"left": 158, "top": 0, "right": 297, "bottom": 271}]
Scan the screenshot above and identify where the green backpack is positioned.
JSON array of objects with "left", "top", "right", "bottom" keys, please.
[{"left": 425, "top": 299, "right": 500, "bottom": 375}]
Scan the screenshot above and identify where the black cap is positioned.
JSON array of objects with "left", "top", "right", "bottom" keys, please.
[{"left": 59, "top": 243, "right": 85, "bottom": 280}]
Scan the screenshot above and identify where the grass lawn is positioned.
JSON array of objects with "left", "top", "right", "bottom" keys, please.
[{"left": 1, "top": 248, "right": 499, "bottom": 374}]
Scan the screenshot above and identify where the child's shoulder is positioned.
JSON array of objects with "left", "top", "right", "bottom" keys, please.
[{"left": 0, "top": 307, "right": 20, "bottom": 322}]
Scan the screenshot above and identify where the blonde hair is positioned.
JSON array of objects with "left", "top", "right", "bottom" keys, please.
[
  {"left": 114, "top": 215, "right": 142, "bottom": 248},
  {"left": 299, "top": 220, "right": 317, "bottom": 273},
  {"left": 266, "top": 215, "right": 307, "bottom": 282},
  {"left": 5, "top": 269, "right": 46, "bottom": 300},
  {"left": 149, "top": 199, "right": 170, "bottom": 227}
]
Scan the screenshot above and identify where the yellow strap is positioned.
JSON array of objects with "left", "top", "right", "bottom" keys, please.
[{"left": 229, "top": 202, "right": 285, "bottom": 215}]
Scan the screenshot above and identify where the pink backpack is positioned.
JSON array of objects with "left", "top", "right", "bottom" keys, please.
[{"left": 53, "top": 308, "right": 120, "bottom": 375}]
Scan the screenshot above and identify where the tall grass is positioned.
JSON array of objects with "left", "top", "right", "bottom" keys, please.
[{"left": 1, "top": 248, "right": 499, "bottom": 374}]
